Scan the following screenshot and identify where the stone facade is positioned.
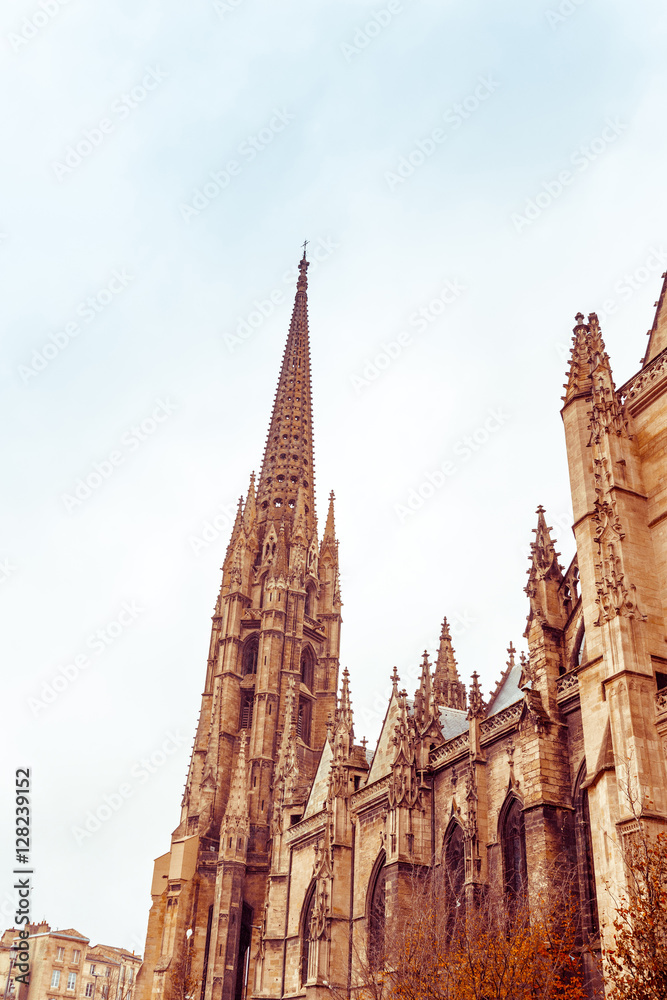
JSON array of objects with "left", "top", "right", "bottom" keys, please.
[{"left": 136, "top": 255, "right": 667, "bottom": 1000}]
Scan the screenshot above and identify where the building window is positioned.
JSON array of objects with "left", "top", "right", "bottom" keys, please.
[
  {"left": 444, "top": 822, "right": 466, "bottom": 922},
  {"left": 72, "top": 951, "right": 80, "bottom": 965},
  {"left": 300, "top": 647, "right": 314, "bottom": 691},
  {"left": 85, "top": 984, "right": 94, "bottom": 997},
  {"left": 67, "top": 973, "right": 77, "bottom": 991},
  {"left": 301, "top": 884, "right": 316, "bottom": 985},
  {"left": 128, "top": 971, "right": 134, "bottom": 984},
  {"left": 89, "top": 965, "right": 96, "bottom": 975},
  {"left": 304, "top": 584, "right": 316, "bottom": 619},
  {"left": 574, "top": 764, "right": 599, "bottom": 940},
  {"left": 368, "top": 856, "right": 386, "bottom": 969},
  {"left": 297, "top": 697, "right": 312, "bottom": 745},
  {"left": 502, "top": 797, "right": 527, "bottom": 901},
  {"left": 101, "top": 985, "right": 108, "bottom": 998},
  {"left": 104, "top": 968, "right": 110, "bottom": 978},
  {"left": 240, "top": 691, "right": 254, "bottom": 730},
  {"left": 242, "top": 635, "right": 259, "bottom": 676},
  {"left": 51, "top": 971, "right": 61, "bottom": 989},
  {"left": 56, "top": 948, "right": 65, "bottom": 962}
]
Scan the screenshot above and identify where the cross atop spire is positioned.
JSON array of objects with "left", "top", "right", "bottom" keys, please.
[{"left": 256, "top": 253, "right": 316, "bottom": 531}]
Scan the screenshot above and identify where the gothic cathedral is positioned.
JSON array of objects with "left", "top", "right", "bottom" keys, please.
[{"left": 136, "top": 253, "right": 667, "bottom": 1000}]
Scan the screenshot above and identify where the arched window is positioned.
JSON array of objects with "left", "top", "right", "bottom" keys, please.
[
  {"left": 301, "top": 884, "right": 316, "bottom": 985},
  {"left": 444, "top": 822, "right": 465, "bottom": 914},
  {"left": 242, "top": 635, "right": 259, "bottom": 676},
  {"left": 574, "top": 763, "right": 599, "bottom": 940},
  {"left": 239, "top": 691, "right": 254, "bottom": 730},
  {"left": 300, "top": 646, "right": 315, "bottom": 691},
  {"left": 297, "top": 698, "right": 312, "bottom": 745},
  {"left": 501, "top": 798, "right": 527, "bottom": 901},
  {"left": 368, "top": 855, "right": 386, "bottom": 969},
  {"left": 304, "top": 583, "right": 316, "bottom": 619}
]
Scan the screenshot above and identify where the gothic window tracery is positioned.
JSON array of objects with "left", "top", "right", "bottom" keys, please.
[
  {"left": 242, "top": 635, "right": 259, "bottom": 676},
  {"left": 444, "top": 822, "right": 465, "bottom": 911},
  {"left": 300, "top": 646, "right": 315, "bottom": 691},
  {"left": 574, "top": 763, "right": 599, "bottom": 939},
  {"left": 368, "top": 854, "right": 386, "bottom": 970},
  {"left": 297, "top": 697, "right": 312, "bottom": 745},
  {"left": 301, "top": 884, "right": 316, "bottom": 985},
  {"left": 501, "top": 797, "right": 527, "bottom": 901}
]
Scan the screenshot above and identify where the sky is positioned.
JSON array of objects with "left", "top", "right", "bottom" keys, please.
[{"left": 2, "top": 0, "right": 667, "bottom": 959}]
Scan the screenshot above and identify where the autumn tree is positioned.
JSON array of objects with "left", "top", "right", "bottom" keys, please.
[
  {"left": 604, "top": 829, "right": 667, "bottom": 1000},
  {"left": 345, "top": 863, "right": 588, "bottom": 1000},
  {"left": 167, "top": 951, "right": 201, "bottom": 1000}
]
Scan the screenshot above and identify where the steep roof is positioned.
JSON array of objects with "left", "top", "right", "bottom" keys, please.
[
  {"left": 643, "top": 271, "right": 667, "bottom": 366},
  {"left": 302, "top": 738, "right": 333, "bottom": 818},
  {"left": 437, "top": 706, "right": 468, "bottom": 741},
  {"left": 366, "top": 689, "right": 401, "bottom": 784},
  {"left": 485, "top": 659, "right": 523, "bottom": 716}
]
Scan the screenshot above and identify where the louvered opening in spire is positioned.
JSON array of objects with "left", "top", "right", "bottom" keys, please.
[{"left": 257, "top": 252, "right": 316, "bottom": 531}]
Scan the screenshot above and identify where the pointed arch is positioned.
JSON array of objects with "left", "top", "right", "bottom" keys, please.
[
  {"left": 443, "top": 819, "right": 465, "bottom": 908},
  {"left": 573, "top": 759, "right": 599, "bottom": 940},
  {"left": 300, "top": 882, "right": 316, "bottom": 986},
  {"left": 571, "top": 617, "right": 586, "bottom": 671},
  {"left": 300, "top": 644, "right": 315, "bottom": 691},
  {"left": 242, "top": 634, "right": 259, "bottom": 676},
  {"left": 499, "top": 794, "right": 527, "bottom": 901},
  {"left": 367, "top": 851, "right": 386, "bottom": 970},
  {"left": 304, "top": 581, "right": 317, "bottom": 619}
]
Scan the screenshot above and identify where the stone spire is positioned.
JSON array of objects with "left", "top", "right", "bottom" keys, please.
[
  {"left": 256, "top": 251, "right": 316, "bottom": 531},
  {"left": 525, "top": 506, "right": 566, "bottom": 629},
  {"left": 321, "top": 491, "right": 336, "bottom": 545},
  {"left": 433, "top": 617, "right": 467, "bottom": 711},
  {"left": 219, "top": 733, "right": 249, "bottom": 861},
  {"left": 222, "top": 495, "right": 244, "bottom": 569},
  {"left": 414, "top": 651, "right": 433, "bottom": 730},
  {"left": 563, "top": 312, "right": 593, "bottom": 404},
  {"left": 242, "top": 472, "right": 257, "bottom": 531},
  {"left": 337, "top": 667, "right": 354, "bottom": 737}
]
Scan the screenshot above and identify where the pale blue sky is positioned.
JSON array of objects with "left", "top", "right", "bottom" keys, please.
[{"left": 2, "top": 0, "right": 667, "bottom": 953}]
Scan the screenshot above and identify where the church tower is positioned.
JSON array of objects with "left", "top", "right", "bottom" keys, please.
[{"left": 136, "top": 251, "right": 342, "bottom": 1000}]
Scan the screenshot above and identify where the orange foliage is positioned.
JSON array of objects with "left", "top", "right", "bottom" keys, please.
[{"left": 605, "top": 830, "right": 667, "bottom": 1000}]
